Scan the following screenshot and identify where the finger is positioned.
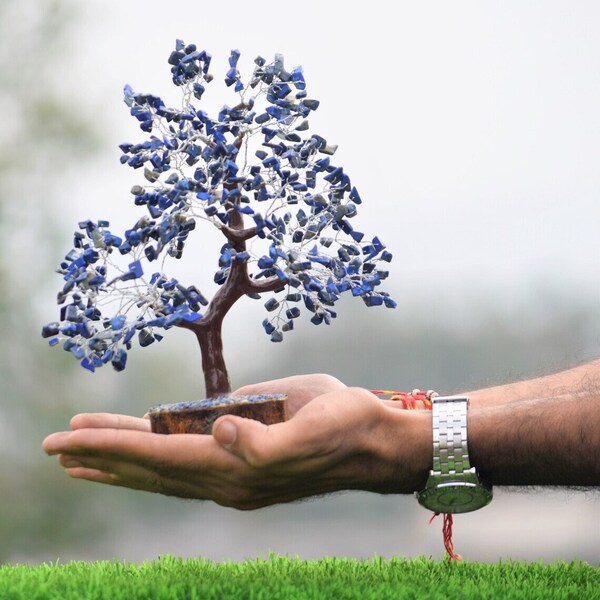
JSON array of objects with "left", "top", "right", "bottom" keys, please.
[
  {"left": 66, "top": 467, "right": 116, "bottom": 485},
  {"left": 59, "top": 452, "right": 162, "bottom": 484},
  {"left": 61, "top": 455, "right": 205, "bottom": 497},
  {"left": 212, "top": 410, "right": 334, "bottom": 471},
  {"left": 44, "top": 428, "right": 236, "bottom": 473},
  {"left": 64, "top": 466, "right": 185, "bottom": 495},
  {"left": 63, "top": 462, "right": 282, "bottom": 509},
  {"left": 44, "top": 428, "right": 176, "bottom": 458},
  {"left": 70, "top": 413, "right": 152, "bottom": 432}
]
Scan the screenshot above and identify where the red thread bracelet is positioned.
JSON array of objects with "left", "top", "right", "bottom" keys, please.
[{"left": 370, "top": 388, "right": 461, "bottom": 561}]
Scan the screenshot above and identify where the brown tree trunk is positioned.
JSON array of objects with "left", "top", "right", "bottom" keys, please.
[
  {"left": 178, "top": 151, "right": 282, "bottom": 399},
  {"left": 193, "top": 320, "right": 231, "bottom": 398}
]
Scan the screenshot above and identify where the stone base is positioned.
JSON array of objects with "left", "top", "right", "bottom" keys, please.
[{"left": 148, "top": 394, "right": 287, "bottom": 434}]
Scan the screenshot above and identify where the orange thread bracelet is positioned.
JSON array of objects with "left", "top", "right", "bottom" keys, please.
[{"left": 370, "top": 388, "right": 461, "bottom": 561}]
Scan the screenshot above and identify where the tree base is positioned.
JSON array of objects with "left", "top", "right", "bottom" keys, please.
[{"left": 148, "top": 394, "right": 287, "bottom": 434}]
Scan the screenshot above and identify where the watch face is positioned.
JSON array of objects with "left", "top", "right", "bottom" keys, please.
[{"left": 417, "top": 481, "right": 492, "bottom": 514}]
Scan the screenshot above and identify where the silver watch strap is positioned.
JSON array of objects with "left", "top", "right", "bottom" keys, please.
[{"left": 432, "top": 396, "right": 472, "bottom": 476}]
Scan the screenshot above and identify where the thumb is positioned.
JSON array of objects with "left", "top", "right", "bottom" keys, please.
[{"left": 213, "top": 415, "right": 275, "bottom": 465}]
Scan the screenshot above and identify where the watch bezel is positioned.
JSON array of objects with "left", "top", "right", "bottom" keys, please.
[{"left": 416, "top": 471, "right": 493, "bottom": 514}]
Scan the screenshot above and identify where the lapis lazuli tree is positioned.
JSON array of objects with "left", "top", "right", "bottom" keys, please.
[{"left": 43, "top": 40, "right": 396, "bottom": 399}]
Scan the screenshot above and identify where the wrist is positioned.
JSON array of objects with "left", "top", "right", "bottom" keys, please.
[
  {"left": 415, "top": 396, "right": 493, "bottom": 513},
  {"left": 379, "top": 406, "right": 432, "bottom": 493}
]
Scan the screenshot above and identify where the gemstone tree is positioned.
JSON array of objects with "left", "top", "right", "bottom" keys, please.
[{"left": 43, "top": 40, "right": 396, "bottom": 399}]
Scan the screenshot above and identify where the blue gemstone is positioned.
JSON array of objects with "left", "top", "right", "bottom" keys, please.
[
  {"left": 235, "top": 251, "right": 250, "bottom": 263},
  {"left": 70, "top": 345, "right": 85, "bottom": 360},
  {"left": 270, "top": 330, "right": 283, "bottom": 342},
  {"left": 219, "top": 251, "right": 233, "bottom": 267},
  {"left": 81, "top": 357, "right": 96, "bottom": 372},
  {"left": 229, "top": 49, "right": 241, "bottom": 67},
  {"left": 87, "top": 274, "right": 105, "bottom": 288},
  {"left": 258, "top": 256, "right": 275, "bottom": 269},
  {"left": 310, "top": 313, "right": 323, "bottom": 325},
  {"left": 138, "top": 329, "right": 154, "bottom": 347},
  {"left": 214, "top": 269, "right": 228, "bottom": 285},
  {"left": 302, "top": 99, "right": 320, "bottom": 111},
  {"left": 65, "top": 305, "right": 80, "bottom": 322},
  {"left": 84, "top": 307, "right": 101, "bottom": 320},
  {"left": 272, "top": 83, "right": 291, "bottom": 99},
  {"left": 363, "top": 295, "right": 384, "bottom": 307},
  {"left": 182, "top": 311, "right": 202, "bottom": 322},
  {"left": 111, "top": 315, "right": 126, "bottom": 330},
  {"left": 42, "top": 322, "right": 60, "bottom": 338},
  {"left": 291, "top": 66, "right": 306, "bottom": 90},
  {"left": 163, "top": 278, "right": 178, "bottom": 291},
  {"left": 262, "top": 319, "right": 275, "bottom": 335},
  {"left": 147, "top": 317, "right": 167, "bottom": 327},
  {"left": 384, "top": 297, "right": 397, "bottom": 309},
  {"left": 286, "top": 307, "right": 301, "bottom": 319},
  {"left": 111, "top": 349, "right": 128, "bottom": 372},
  {"left": 126, "top": 260, "right": 144, "bottom": 279},
  {"left": 324, "top": 166, "right": 343, "bottom": 184},
  {"left": 303, "top": 295, "right": 316, "bottom": 312},
  {"left": 119, "top": 241, "right": 132, "bottom": 255},
  {"left": 144, "top": 246, "right": 157, "bottom": 261},
  {"left": 225, "top": 67, "right": 238, "bottom": 86},
  {"left": 78, "top": 321, "right": 94, "bottom": 339},
  {"left": 264, "top": 298, "right": 280, "bottom": 312},
  {"left": 263, "top": 156, "right": 280, "bottom": 169}
]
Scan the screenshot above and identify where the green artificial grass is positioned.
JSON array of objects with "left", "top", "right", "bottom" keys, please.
[{"left": 0, "top": 555, "right": 598, "bottom": 599}]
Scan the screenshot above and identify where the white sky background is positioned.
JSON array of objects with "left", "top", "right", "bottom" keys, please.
[
  {"left": 56, "top": 0, "right": 600, "bottom": 319},
  {"left": 18, "top": 0, "right": 600, "bottom": 563}
]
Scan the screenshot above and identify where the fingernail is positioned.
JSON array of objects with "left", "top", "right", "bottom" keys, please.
[
  {"left": 63, "top": 459, "right": 83, "bottom": 469},
  {"left": 216, "top": 420, "right": 237, "bottom": 448}
]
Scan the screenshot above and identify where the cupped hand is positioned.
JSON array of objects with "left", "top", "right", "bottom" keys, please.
[
  {"left": 232, "top": 372, "right": 347, "bottom": 417},
  {"left": 42, "top": 375, "right": 429, "bottom": 508}
]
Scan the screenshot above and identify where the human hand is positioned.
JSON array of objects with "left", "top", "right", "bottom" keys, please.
[
  {"left": 42, "top": 375, "right": 431, "bottom": 508},
  {"left": 232, "top": 372, "right": 347, "bottom": 417}
]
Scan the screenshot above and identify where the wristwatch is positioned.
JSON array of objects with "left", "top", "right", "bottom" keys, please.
[{"left": 416, "top": 396, "right": 492, "bottom": 514}]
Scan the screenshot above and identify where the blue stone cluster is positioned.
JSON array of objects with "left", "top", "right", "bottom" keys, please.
[
  {"left": 43, "top": 40, "right": 395, "bottom": 372},
  {"left": 149, "top": 393, "right": 286, "bottom": 413}
]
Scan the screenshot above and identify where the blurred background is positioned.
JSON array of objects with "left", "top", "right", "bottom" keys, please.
[{"left": 1, "top": 0, "right": 599, "bottom": 564}]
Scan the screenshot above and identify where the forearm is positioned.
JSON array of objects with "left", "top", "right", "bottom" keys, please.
[
  {"left": 468, "top": 392, "right": 600, "bottom": 487},
  {"left": 381, "top": 380, "right": 600, "bottom": 492},
  {"left": 468, "top": 358, "right": 600, "bottom": 407}
]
